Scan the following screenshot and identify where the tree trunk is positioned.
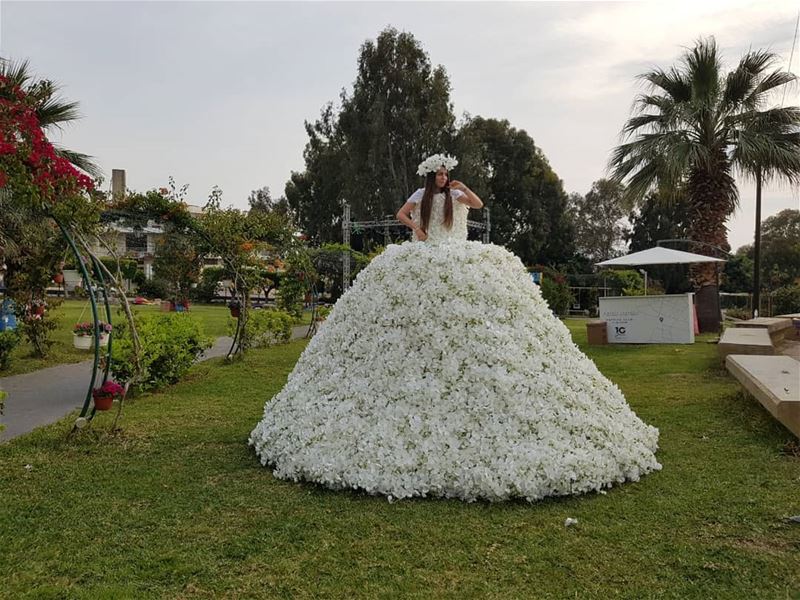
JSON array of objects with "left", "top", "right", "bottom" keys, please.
[{"left": 686, "top": 159, "right": 736, "bottom": 333}]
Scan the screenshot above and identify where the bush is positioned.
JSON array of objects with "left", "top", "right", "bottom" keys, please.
[
  {"left": 530, "top": 265, "right": 574, "bottom": 316},
  {"left": 772, "top": 285, "right": 800, "bottom": 316},
  {"left": 230, "top": 309, "right": 294, "bottom": 350},
  {"left": 0, "top": 330, "right": 20, "bottom": 371},
  {"left": 276, "top": 268, "right": 307, "bottom": 320},
  {"left": 135, "top": 277, "right": 170, "bottom": 300},
  {"left": 191, "top": 267, "right": 225, "bottom": 303},
  {"left": 604, "top": 269, "right": 645, "bottom": 296},
  {"left": 110, "top": 313, "right": 212, "bottom": 392},
  {"left": 725, "top": 307, "right": 751, "bottom": 321},
  {"left": 540, "top": 276, "right": 573, "bottom": 316}
]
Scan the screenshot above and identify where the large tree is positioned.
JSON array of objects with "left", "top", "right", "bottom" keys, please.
[
  {"left": 247, "top": 186, "right": 290, "bottom": 217},
  {"left": 454, "top": 116, "right": 574, "bottom": 266},
  {"left": 626, "top": 188, "right": 693, "bottom": 293},
  {"left": 286, "top": 27, "right": 456, "bottom": 243},
  {"left": 609, "top": 37, "right": 800, "bottom": 332},
  {"left": 569, "top": 179, "right": 630, "bottom": 263},
  {"left": 760, "top": 208, "right": 800, "bottom": 287},
  {"left": 337, "top": 27, "right": 456, "bottom": 217}
]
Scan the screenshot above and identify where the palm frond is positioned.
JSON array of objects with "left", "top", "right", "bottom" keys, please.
[
  {"left": 0, "top": 57, "right": 33, "bottom": 89},
  {"left": 636, "top": 67, "right": 691, "bottom": 102},
  {"left": 51, "top": 145, "right": 103, "bottom": 179},
  {"left": 744, "top": 70, "right": 797, "bottom": 108},
  {"left": 732, "top": 130, "right": 800, "bottom": 184},
  {"left": 682, "top": 37, "right": 722, "bottom": 105},
  {"left": 36, "top": 96, "right": 81, "bottom": 130},
  {"left": 722, "top": 62, "right": 761, "bottom": 108}
]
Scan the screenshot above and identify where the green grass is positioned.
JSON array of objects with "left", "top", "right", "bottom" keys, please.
[
  {"left": 0, "top": 321, "right": 798, "bottom": 598},
  {"left": 1, "top": 300, "right": 311, "bottom": 378}
]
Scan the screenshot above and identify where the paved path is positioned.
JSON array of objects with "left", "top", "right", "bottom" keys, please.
[{"left": 0, "top": 325, "right": 310, "bottom": 442}]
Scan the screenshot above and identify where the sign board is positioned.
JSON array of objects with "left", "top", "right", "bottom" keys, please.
[{"left": 599, "top": 293, "right": 695, "bottom": 344}]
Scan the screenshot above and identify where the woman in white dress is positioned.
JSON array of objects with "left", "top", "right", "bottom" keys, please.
[
  {"left": 250, "top": 154, "right": 661, "bottom": 502},
  {"left": 395, "top": 160, "right": 483, "bottom": 243}
]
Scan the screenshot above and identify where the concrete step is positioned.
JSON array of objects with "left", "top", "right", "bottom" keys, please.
[
  {"left": 718, "top": 327, "right": 775, "bottom": 360},
  {"left": 734, "top": 317, "right": 794, "bottom": 344},
  {"left": 725, "top": 354, "right": 800, "bottom": 438}
]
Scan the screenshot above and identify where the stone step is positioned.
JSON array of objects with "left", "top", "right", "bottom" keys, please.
[
  {"left": 718, "top": 327, "right": 775, "bottom": 360},
  {"left": 734, "top": 317, "right": 794, "bottom": 344},
  {"left": 725, "top": 355, "right": 800, "bottom": 438}
]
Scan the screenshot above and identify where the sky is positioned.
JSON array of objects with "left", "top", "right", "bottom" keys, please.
[{"left": 2, "top": 0, "right": 799, "bottom": 252}]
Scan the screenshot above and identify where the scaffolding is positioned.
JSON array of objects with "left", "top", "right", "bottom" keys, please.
[{"left": 341, "top": 203, "right": 491, "bottom": 292}]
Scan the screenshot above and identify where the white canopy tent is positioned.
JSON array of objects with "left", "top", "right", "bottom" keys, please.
[{"left": 595, "top": 246, "right": 726, "bottom": 267}]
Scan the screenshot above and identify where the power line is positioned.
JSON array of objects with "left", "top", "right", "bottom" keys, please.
[{"left": 781, "top": 9, "right": 800, "bottom": 106}]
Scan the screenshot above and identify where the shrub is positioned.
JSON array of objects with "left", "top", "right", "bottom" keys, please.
[
  {"left": 0, "top": 330, "right": 20, "bottom": 371},
  {"left": 135, "top": 277, "right": 170, "bottom": 300},
  {"left": 111, "top": 313, "right": 212, "bottom": 392},
  {"left": 540, "top": 276, "right": 573, "bottom": 316},
  {"left": 530, "top": 265, "right": 574, "bottom": 316},
  {"left": 191, "top": 267, "right": 225, "bottom": 303},
  {"left": 276, "top": 268, "right": 307, "bottom": 320},
  {"left": 725, "top": 307, "right": 751, "bottom": 321},
  {"left": 772, "top": 285, "right": 800, "bottom": 316},
  {"left": 229, "top": 309, "right": 293, "bottom": 350},
  {"left": 15, "top": 298, "right": 61, "bottom": 358},
  {"left": 604, "top": 269, "right": 645, "bottom": 296}
]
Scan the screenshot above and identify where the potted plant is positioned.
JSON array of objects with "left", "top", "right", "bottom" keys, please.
[
  {"left": 229, "top": 298, "right": 241, "bottom": 318},
  {"left": 97, "top": 322, "right": 113, "bottom": 347},
  {"left": 91, "top": 380, "right": 124, "bottom": 411},
  {"left": 72, "top": 322, "right": 94, "bottom": 349},
  {"left": 53, "top": 272, "right": 64, "bottom": 285}
]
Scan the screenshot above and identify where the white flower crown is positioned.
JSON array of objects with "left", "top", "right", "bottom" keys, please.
[{"left": 416, "top": 153, "right": 458, "bottom": 176}]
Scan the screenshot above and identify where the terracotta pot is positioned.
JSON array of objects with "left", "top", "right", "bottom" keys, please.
[
  {"left": 53, "top": 273, "right": 64, "bottom": 284},
  {"left": 93, "top": 394, "right": 114, "bottom": 411},
  {"left": 229, "top": 307, "right": 240, "bottom": 318}
]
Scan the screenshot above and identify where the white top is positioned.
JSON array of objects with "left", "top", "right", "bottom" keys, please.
[
  {"left": 409, "top": 192, "right": 469, "bottom": 243},
  {"left": 407, "top": 188, "right": 466, "bottom": 204}
]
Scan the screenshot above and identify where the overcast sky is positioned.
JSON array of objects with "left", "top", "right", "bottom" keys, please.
[{"left": 3, "top": 0, "right": 799, "bottom": 251}]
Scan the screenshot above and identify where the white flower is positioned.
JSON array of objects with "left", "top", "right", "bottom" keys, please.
[
  {"left": 417, "top": 153, "right": 458, "bottom": 176},
  {"left": 249, "top": 196, "right": 661, "bottom": 503},
  {"left": 564, "top": 517, "right": 579, "bottom": 527}
]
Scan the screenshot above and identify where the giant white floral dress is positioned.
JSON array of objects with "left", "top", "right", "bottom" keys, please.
[{"left": 250, "top": 192, "right": 661, "bottom": 502}]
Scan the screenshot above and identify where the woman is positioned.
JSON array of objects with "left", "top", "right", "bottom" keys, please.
[
  {"left": 250, "top": 154, "right": 660, "bottom": 502},
  {"left": 395, "top": 162, "right": 483, "bottom": 243}
]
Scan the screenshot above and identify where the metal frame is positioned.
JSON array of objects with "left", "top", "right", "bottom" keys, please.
[
  {"left": 340, "top": 202, "right": 491, "bottom": 292},
  {"left": 55, "top": 218, "right": 113, "bottom": 421}
]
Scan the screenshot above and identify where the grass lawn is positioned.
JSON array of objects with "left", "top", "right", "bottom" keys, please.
[
  {"left": 0, "top": 300, "right": 312, "bottom": 378},
  {"left": 0, "top": 320, "right": 798, "bottom": 598}
]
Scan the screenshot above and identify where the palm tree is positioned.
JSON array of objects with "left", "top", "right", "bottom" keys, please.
[
  {"left": 609, "top": 37, "right": 800, "bottom": 331},
  {"left": 0, "top": 58, "right": 101, "bottom": 178}
]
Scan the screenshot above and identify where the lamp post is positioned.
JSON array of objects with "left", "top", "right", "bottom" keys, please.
[{"left": 752, "top": 169, "right": 763, "bottom": 317}]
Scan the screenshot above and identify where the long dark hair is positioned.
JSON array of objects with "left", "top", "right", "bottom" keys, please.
[{"left": 420, "top": 171, "right": 453, "bottom": 232}]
